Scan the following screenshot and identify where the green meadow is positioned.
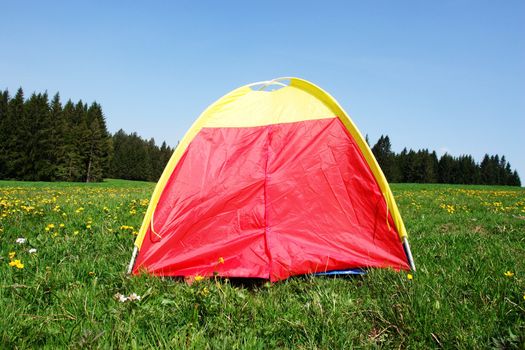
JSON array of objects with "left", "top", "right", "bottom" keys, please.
[{"left": 0, "top": 180, "right": 524, "bottom": 349}]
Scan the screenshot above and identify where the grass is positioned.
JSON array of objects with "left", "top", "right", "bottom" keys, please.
[{"left": 0, "top": 179, "right": 524, "bottom": 349}]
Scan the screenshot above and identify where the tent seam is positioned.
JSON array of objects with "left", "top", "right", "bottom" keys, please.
[{"left": 263, "top": 125, "right": 273, "bottom": 279}]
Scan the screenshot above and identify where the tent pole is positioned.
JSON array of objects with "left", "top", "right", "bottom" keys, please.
[
  {"left": 402, "top": 237, "right": 416, "bottom": 271},
  {"left": 127, "top": 246, "right": 138, "bottom": 275}
]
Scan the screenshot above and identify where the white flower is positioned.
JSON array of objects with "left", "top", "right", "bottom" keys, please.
[
  {"left": 15, "top": 238, "right": 27, "bottom": 244},
  {"left": 128, "top": 293, "right": 141, "bottom": 301},
  {"left": 114, "top": 293, "right": 128, "bottom": 303},
  {"left": 113, "top": 292, "right": 141, "bottom": 303},
  {"left": 28, "top": 248, "right": 37, "bottom": 254}
]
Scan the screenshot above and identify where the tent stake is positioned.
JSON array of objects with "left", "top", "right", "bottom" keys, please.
[
  {"left": 127, "top": 246, "right": 138, "bottom": 275},
  {"left": 402, "top": 237, "right": 416, "bottom": 271}
]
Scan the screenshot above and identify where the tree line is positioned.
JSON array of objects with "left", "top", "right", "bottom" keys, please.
[
  {"left": 370, "top": 135, "right": 521, "bottom": 186},
  {"left": 0, "top": 87, "right": 173, "bottom": 182},
  {"left": 1, "top": 87, "right": 521, "bottom": 186},
  {"left": 109, "top": 129, "right": 173, "bottom": 182}
]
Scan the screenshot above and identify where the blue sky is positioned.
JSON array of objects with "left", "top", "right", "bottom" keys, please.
[{"left": 1, "top": 1, "right": 524, "bottom": 180}]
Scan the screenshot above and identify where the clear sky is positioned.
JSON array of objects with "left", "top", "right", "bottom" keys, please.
[{"left": 1, "top": 1, "right": 524, "bottom": 181}]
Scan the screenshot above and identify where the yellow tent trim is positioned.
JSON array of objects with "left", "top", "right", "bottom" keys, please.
[
  {"left": 134, "top": 77, "right": 407, "bottom": 249},
  {"left": 203, "top": 83, "right": 336, "bottom": 127}
]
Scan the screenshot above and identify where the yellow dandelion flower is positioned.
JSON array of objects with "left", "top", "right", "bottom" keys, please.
[
  {"left": 8, "top": 251, "right": 16, "bottom": 259},
  {"left": 407, "top": 273, "right": 413, "bottom": 280},
  {"left": 194, "top": 275, "right": 204, "bottom": 282},
  {"left": 86, "top": 224, "right": 91, "bottom": 229},
  {"left": 47, "top": 223, "right": 55, "bottom": 229},
  {"left": 9, "top": 259, "right": 24, "bottom": 269},
  {"left": 504, "top": 271, "right": 514, "bottom": 277},
  {"left": 59, "top": 223, "right": 65, "bottom": 228}
]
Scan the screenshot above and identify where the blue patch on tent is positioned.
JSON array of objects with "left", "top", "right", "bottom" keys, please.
[{"left": 315, "top": 268, "right": 366, "bottom": 276}]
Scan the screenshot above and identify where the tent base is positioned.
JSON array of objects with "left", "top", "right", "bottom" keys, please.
[{"left": 314, "top": 268, "right": 366, "bottom": 276}]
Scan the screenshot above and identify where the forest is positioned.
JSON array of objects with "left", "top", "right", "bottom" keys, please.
[
  {"left": 0, "top": 88, "right": 172, "bottom": 182},
  {"left": 370, "top": 135, "right": 521, "bottom": 186},
  {"left": 0, "top": 87, "right": 521, "bottom": 186}
]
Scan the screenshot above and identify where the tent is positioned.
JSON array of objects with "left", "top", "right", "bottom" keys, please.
[{"left": 128, "top": 77, "right": 415, "bottom": 281}]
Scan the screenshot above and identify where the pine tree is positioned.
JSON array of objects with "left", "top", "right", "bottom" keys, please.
[
  {"left": 372, "top": 135, "right": 399, "bottom": 182},
  {"left": 22, "top": 92, "right": 55, "bottom": 180},
  {"left": 511, "top": 170, "right": 521, "bottom": 186},
  {"left": 457, "top": 155, "right": 479, "bottom": 184},
  {"left": 438, "top": 153, "right": 456, "bottom": 184},
  {"left": 49, "top": 93, "right": 68, "bottom": 180},
  {"left": 480, "top": 154, "right": 491, "bottom": 185},
  {"left": 109, "top": 129, "right": 127, "bottom": 179},
  {"left": 415, "top": 149, "right": 438, "bottom": 183},
  {"left": 3, "top": 88, "right": 25, "bottom": 178},
  {"left": 109, "top": 131, "right": 144, "bottom": 180},
  {"left": 503, "top": 162, "right": 513, "bottom": 186},
  {"left": 60, "top": 100, "right": 83, "bottom": 181},
  {"left": 146, "top": 138, "right": 161, "bottom": 181},
  {"left": 428, "top": 151, "right": 439, "bottom": 183},
  {"left": 0, "top": 89, "right": 10, "bottom": 178},
  {"left": 405, "top": 150, "right": 418, "bottom": 183},
  {"left": 16, "top": 92, "right": 35, "bottom": 179},
  {"left": 129, "top": 132, "right": 151, "bottom": 181},
  {"left": 85, "top": 117, "right": 103, "bottom": 182},
  {"left": 397, "top": 148, "right": 408, "bottom": 182},
  {"left": 0, "top": 90, "right": 8, "bottom": 126},
  {"left": 0, "top": 90, "right": 7, "bottom": 119},
  {"left": 61, "top": 100, "right": 90, "bottom": 181},
  {"left": 412, "top": 150, "right": 425, "bottom": 183},
  {"left": 493, "top": 155, "right": 501, "bottom": 185},
  {"left": 159, "top": 141, "right": 173, "bottom": 178},
  {"left": 83, "top": 102, "right": 110, "bottom": 182}
]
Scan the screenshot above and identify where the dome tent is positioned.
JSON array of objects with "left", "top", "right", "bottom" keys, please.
[{"left": 128, "top": 77, "right": 415, "bottom": 281}]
